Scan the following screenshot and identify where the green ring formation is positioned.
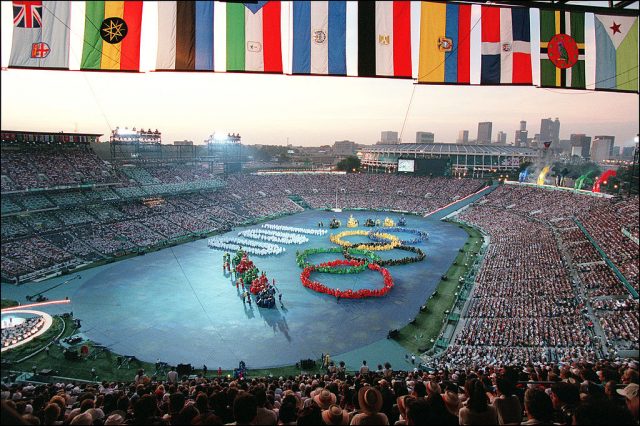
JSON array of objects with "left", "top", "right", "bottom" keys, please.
[
  {"left": 296, "top": 247, "right": 381, "bottom": 273},
  {"left": 343, "top": 245, "right": 426, "bottom": 267}
]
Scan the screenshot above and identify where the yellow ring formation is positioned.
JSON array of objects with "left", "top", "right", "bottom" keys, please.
[{"left": 330, "top": 230, "right": 400, "bottom": 251}]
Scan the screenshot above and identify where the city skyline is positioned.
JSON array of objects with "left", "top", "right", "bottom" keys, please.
[{"left": 1, "top": 1, "right": 638, "bottom": 148}]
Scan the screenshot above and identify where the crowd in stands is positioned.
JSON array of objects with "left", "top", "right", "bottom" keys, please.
[
  {"left": 445, "top": 185, "right": 638, "bottom": 367},
  {"left": 577, "top": 263, "right": 629, "bottom": 297},
  {"left": 1, "top": 316, "right": 46, "bottom": 348},
  {"left": 1, "top": 171, "right": 491, "bottom": 282},
  {"left": 1, "top": 358, "right": 639, "bottom": 425},
  {"left": 1, "top": 146, "right": 120, "bottom": 192}
]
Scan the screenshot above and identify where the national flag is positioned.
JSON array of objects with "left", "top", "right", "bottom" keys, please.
[
  {"left": 418, "top": 2, "right": 472, "bottom": 84},
  {"left": 156, "top": 1, "right": 215, "bottom": 71},
  {"left": 594, "top": 14, "right": 638, "bottom": 92},
  {"left": 291, "top": 1, "right": 346, "bottom": 75},
  {"left": 226, "top": 1, "right": 282, "bottom": 73},
  {"left": 540, "top": 10, "right": 585, "bottom": 89},
  {"left": 481, "top": 6, "right": 532, "bottom": 85},
  {"left": 357, "top": 1, "right": 412, "bottom": 78},
  {"left": 9, "top": 1, "right": 70, "bottom": 69},
  {"left": 13, "top": 1, "right": 42, "bottom": 28},
  {"left": 81, "top": 1, "right": 143, "bottom": 71}
]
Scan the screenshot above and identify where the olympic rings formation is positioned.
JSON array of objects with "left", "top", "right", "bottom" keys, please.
[
  {"left": 301, "top": 261, "right": 394, "bottom": 299},
  {"left": 330, "top": 230, "right": 400, "bottom": 251},
  {"left": 296, "top": 247, "right": 381, "bottom": 273},
  {"left": 344, "top": 245, "right": 426, "bottom": 267},
  {"left": 368, "top": 227, "right": 429, "bottom": 245}
]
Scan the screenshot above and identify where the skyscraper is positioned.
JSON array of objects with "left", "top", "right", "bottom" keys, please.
[
  {"left": 515, "top": 120, "right": 528, "bottom": 147},
  {"left": 570, "top": 134, "right": 591, "bottom": 158},
  {"left": 496, "top": 131, "right": 507, "bottom": 145},
  {"left": 477, "top": 122, "right": 492, "bottom": 145},
  {"left": 380, "top": 131, "right": 399, "bottom": 144},
  {"left": 457, "top": 130, "right": 469, "bottom": 144},
  {"left": 540, "top": 117, "right": 560, "bottom": 147},
  {"left": 590, "top": 136, "right": 615, "bottom": 162},
  {"left": 415, "top": 132, "right": 435, "bottom": 143}
]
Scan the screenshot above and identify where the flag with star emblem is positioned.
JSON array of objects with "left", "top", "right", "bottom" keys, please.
[
  {"left": 481, "top": 6, "right": 532, "bottom": 85},
  {"left": 418, "top": 2, "right": 472, "bottom": 84},
  {"left": 226, "top": 1, "right": 282, "bottom": 73},
  {"left": 357, "top": 1, "right": 412, "bottom": 78},
  {"left": 9, "top": 1, "right": 70, "bottom": 69},
  {"left": 594, "top": 14, "right": 638, "bottom": 92},
  {"left": 81, "top": 1, "right": 143, "bottom": 71},
  {"left": 540, "top": 10, "right": 585, "bottom": 89}
]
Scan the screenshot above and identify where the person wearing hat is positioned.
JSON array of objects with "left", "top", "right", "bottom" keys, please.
[
  {"left": 442, "top": 390, "right": 461, "bottom": 417},
  {"left": 395, "top": 395, "right": 415, "bottom": 425},
  {"left": 617, "top": 383, "right": 639, "bottom": 422},
  {"left": 322, "top": 404, "right": 350, "bottom": 425},
  {"left": 313, "top": 389, "right": 337, "bottom": 410},
  {"left": 104, "top": 410, "right": 127, "bottom": 425},
  {"left": 351, "top": 386, "right": 389, "bottom": 425}
]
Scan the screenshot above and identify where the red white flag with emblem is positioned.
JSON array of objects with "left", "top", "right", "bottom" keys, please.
[{"left": 9, "top": 0, "right": 70, "bottom": 69}]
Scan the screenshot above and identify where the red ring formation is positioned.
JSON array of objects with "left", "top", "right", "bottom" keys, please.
[{"left": 300, "top": 260, "right": 394, "bottom": 299}]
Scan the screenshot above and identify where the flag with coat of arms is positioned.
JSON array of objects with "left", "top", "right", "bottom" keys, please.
[{"left": 9, "top": 0, "right": 70, "bottom": 69}]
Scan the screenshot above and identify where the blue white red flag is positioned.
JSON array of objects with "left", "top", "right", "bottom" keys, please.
[{"left": 292, "top": 1, "right": 347, "bottom": 75}]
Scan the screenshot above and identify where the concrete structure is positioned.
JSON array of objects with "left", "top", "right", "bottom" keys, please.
[
  {"left": 570, "top": 134, "right": 592, "bottom": 159},
  {"left": 540, "top": 118, "right": 560, "bottom": 147},
  {"left": 590, "top": 136, "right": 615, "bottom": 162},
  {"left": 380, "top": 131, "right": 399, "bottom": 144},
  {"left": 477, "top": 122, "right": 492, "bottom": 144},
  {"left": 333, "top": 140, "right": 357, "bottom": 156},
  {"left": 457, "top": 130, "right": 469, "bottom": 144},
  {"left": 571, "top": 145, "right": 583, "bottom": 157},
  {"left": 360, "top": 143, "right": 536, "bottom": 173},
  {"left": 496, "top": 131, "right": 507, "bottom": 145},
  {"left": 514, "top": 130, "right": 528, "bottom": 147},
  {"left": 416, "top": 132, "right": 435, "bottom": 144},
  {"left": 611, "top": 146, "right": 621, "bottom": 157},
  {"left": 622, "top": 146, "right": 636, "bottom": 158}
]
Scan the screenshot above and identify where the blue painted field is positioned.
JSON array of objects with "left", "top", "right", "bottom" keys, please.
[{"left": 1, "top": 210, "right": 468, "bottom": 369}]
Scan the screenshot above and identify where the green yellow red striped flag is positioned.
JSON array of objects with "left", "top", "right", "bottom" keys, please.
[
  {"left": 540, "top": 10, "right": 585, "bottom": 89},
  {"left": 81, "top": 1, "right": 143, "bottom": 71}
]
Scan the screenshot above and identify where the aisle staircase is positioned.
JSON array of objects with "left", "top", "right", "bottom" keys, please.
[{"left": 288, "top": 195, "right": 310, "bottom": 209}]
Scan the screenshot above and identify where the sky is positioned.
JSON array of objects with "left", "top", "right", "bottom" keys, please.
[{"left": 1, "top": 1, "right": 638, "bottom": 147}]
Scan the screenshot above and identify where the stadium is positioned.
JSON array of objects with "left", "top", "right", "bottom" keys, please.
[{"left": 1, "top": 0, "right": 639, "bottom": 425}]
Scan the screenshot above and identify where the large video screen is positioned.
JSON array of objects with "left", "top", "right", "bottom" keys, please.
[{"left": 398, "top": 159, "right": 415, "bottom": 172}]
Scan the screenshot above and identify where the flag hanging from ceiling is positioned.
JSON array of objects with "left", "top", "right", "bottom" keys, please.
[
  {"left": 81, "top": 1, "right": 143, "bottom": 71},
  {"left": 291, "top": 1, "right": 347, "bottom": 75},
  {"left": 226, "top": 1, "right": 282, "bottom": 73},
  {"left": 418, "top": 2, "right": 472, "bottom": 84},
  {"left": 481, "top": 6, "right": 532, "bottom": 85},
  {"left": 9, "top": 1, "right": 70, "bottom": 69},
  {"left": 357, "top": 1, "right": 412, "bottom": 78},
  {"left": 156, "top": 1, "right": 215, "bottom": 71},
  {"left": 539, "top": 10, "right": 585, "bottom": 89},
  {"left": 594, "top": 14, "right": 638, "bottom": 92}
]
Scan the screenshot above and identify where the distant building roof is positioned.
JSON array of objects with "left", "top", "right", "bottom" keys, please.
[{"left": 362, "top": 143, "right": 537, "bottom": 156}]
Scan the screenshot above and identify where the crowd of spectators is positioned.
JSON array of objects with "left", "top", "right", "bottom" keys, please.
[
  {"left": 577, "top": 263, "right": 630, "bottom": 297},
  {"left": 1, "top": 316, "right": 46, "bottom": 348},
  {"left": 1, "top": 146, "right": 121, "bottom": 192},
  {"left": 1, "top": 358, "right": 638, "bottom": 425},
  {"left": 444, "top": 185, "right": 638, "bottom": 367}
]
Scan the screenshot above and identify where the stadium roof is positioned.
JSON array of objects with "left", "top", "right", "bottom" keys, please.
[{"left": 362, "top": 143, "right": 537, "bottom": 156}]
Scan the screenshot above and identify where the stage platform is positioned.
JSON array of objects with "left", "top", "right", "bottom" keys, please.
[{"left": 2, "top": 209, "right": 472, "bottom": 370}]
